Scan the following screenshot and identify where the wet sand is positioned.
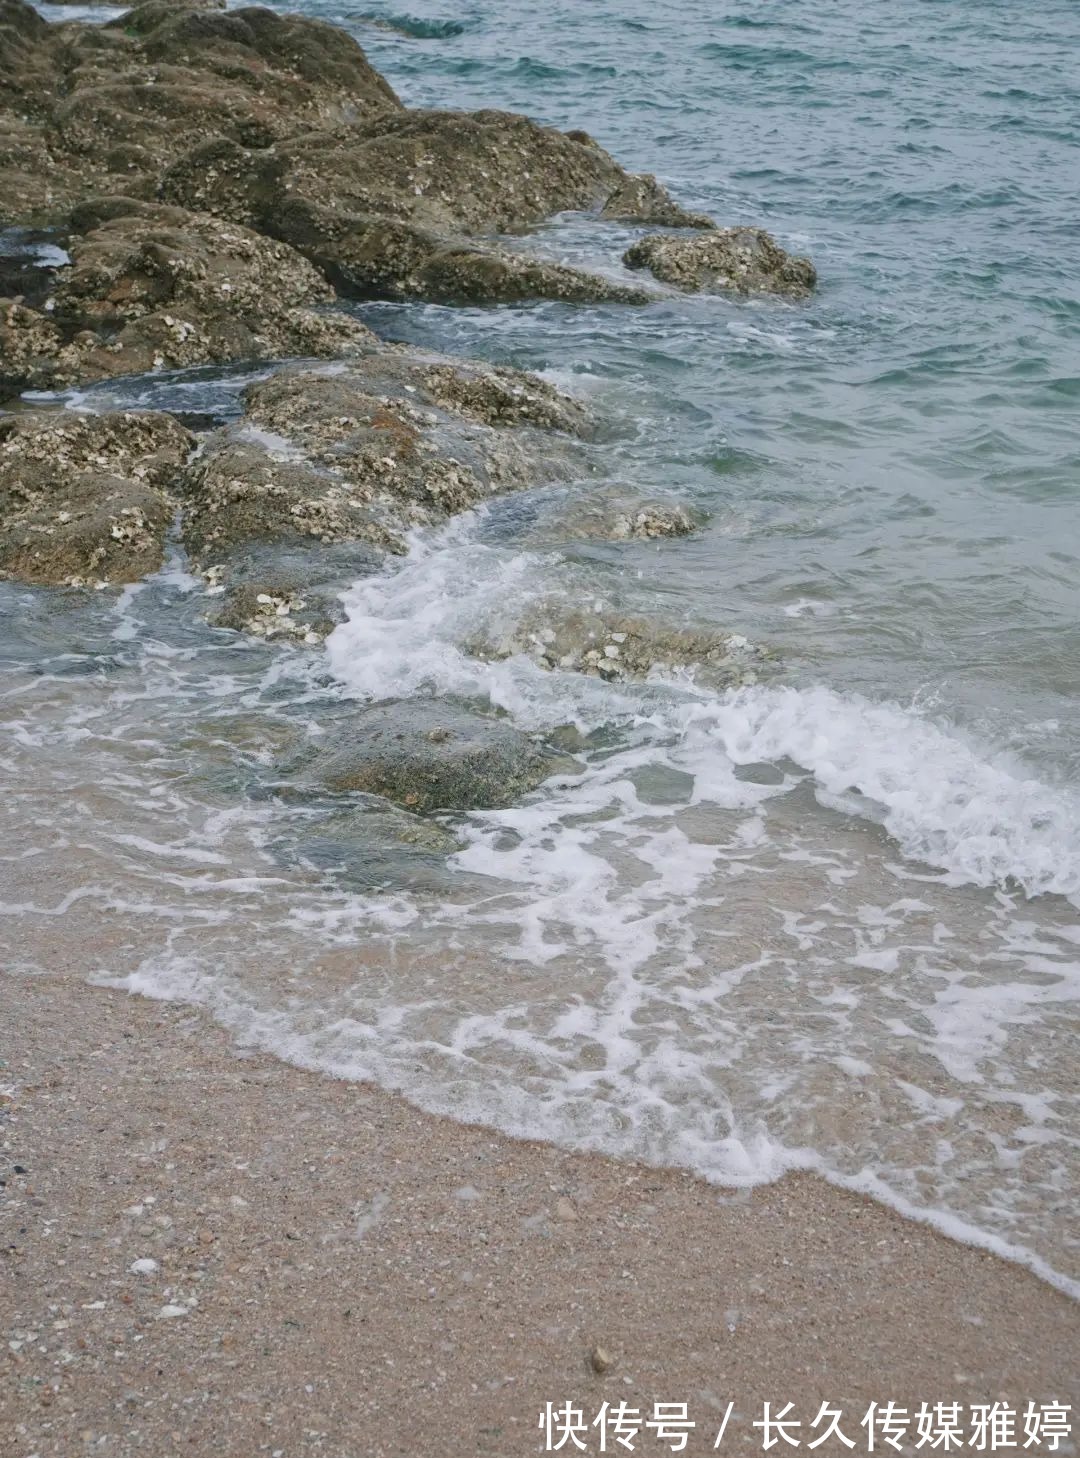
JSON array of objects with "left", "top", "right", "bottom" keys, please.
[{"left": 1, "top": 968, "right": 1077, "bottom": 1457}]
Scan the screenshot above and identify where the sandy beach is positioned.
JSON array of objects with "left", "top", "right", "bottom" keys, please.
[{"left": 2, "top": 968, "right": 1076, "bottom": 1457}]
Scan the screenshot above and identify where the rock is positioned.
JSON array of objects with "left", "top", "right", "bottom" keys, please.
[
  {"left": 417, "top": 360, "right": 588, "bottom": 435},
  {"left": 128, "top": 1258, "right": 159, "bottom": 1276},
  {"left": 0, "top": 0, "right": 401, "bottom": 227},
  {"left": 181, "top": 436, "right": 403, "bottom": 565},
  {"left": 43, "top": 202, "right": 376, "bottom": 386},
  {"left": 270, "top": 108, "right": 697, "bottom": 238},
  {"left": 126, "top": 1, "right": 400, "bottom": 124},
  {"left": 405, "top": 244, "right": 653, "bottom": 307},
  {"left": 211, "top": 582, "right": 327, "bottom": 644},
  {"left": 523, "top": 490, "right": 698, "bottom": 546},
  {"left": 590, "top": 501, "right": 697, "bottom": 541},
  {"left": 268, "top": 201, "right": 653, "bottom": 308},
  {"left": 0, "top": 299, "right": 63, "bottom": 401},
  {"left": 206, "top": 541, "right": 383, "bottom": 643},
  {"left": 0, "top": 409, "right": 193, "bottom": 585},
  {"left": 469, "top": 604, "right": 774, "bottom": 687},
  {"left": 158, "top": 135, "right": 287, "bottom": 227},
  {"left": 623, "top": 229, "right": 817, "bottom": 297},
  {"left": 161, "top": 109, "right": 702, "bottom": 305},
  {"left": 291, "top": 700, "right": 568, "bottom": 813},
  {"left": 0, "top": 473, "right": 173, "bottom": 586},
  {"left": 64, "top": 4, "right": 400, "bottom": 166},
  {"left": 600, "top": 174, "right": 715, "bottom": 229},
  {"left": 0, "top": 0, "right": 51, "bottom": 116},
  {"left": 589, "top": 1345, "right": 615, "bottom": 1374},
  {"left": 180, "top": 356, "right": 588, "bottom": 568},
  {"left": 269, "top": 802, "right": 460, "bottom": 886},
  {"left": 0, "top": 0, "right": 88, "bottom": 223}
]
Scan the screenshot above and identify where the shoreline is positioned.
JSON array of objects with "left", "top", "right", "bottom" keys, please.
[
  {"left": 2, "top": 969, "right": 1076, "bottom": 1456},
  {"left": 2, "top": 4, "right": 1079, "bottom": 1452}
]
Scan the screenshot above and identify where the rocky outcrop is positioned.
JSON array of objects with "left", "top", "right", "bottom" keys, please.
[
  {"left": 0, "top": 0, "right": 817, "bottom": 324},
  {"left": 0, "top": 202, "right": 376, "bottom": 399},
  {"left": 0, "top": 0, "right": 813, "bottom": 653},
  {"left": 289, "top": 699, "right": 568, "bottom": 813},
  {"left": 0, "top": 410, "right": 193, "bottom": 585},
  {"left": 162, "top": 110, "right": 713, "bottom": 240},
  {"left": 1, "top": 0, "right": 712, "bottom": 281},
  {"left": 600, "top": 174, "right": 714, "bottom": 229},
  {"left": 180, "top": 354, "right": 590, "bottom": 568},
  {"left": 0, "top": 0, "right": 820, "bottom": 325},
  {"left": 268, "top": 110, "right": 711, "bottom": 237},
  {"left": 623, "top": 229, "right": 817, "bottom": 297},
  {"left": 162, "top": 121, "right": 671, "bottom": 305},
  {"left": 469, "top": 604, "right": 773, "bottom": 687},
  {"left": 0, "top": 0, "right": 402, "bottom": 226}
]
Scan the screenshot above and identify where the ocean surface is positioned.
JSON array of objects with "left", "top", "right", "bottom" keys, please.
[{"left": 5, "top": 0, "right": 1079, "bottom": 1294}]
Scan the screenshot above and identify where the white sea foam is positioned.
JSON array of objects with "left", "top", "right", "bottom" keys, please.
[
  {"left": 5, "top": 513, "right": 1078, "bottom": 1299},
  {"left": 327, "top": 521, "right": 1080, "bottom": 906},
  {"left": 94, "top": 948, "right": 1080, "bottom": 1303}
]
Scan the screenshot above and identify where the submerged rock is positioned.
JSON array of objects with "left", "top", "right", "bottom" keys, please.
[
  {"left": 522, "top": 489, "right": 699, "bottom": 546},
  {"left": 291, "top": 700, "right": 570, "bottom": 813},
  {"left": 276, "top": 802, "right": 460, "bottom": 865},
  {"left": 0, "top": 409, "right": 193, "bottom": 584},
  {"left": 470, "top": 603, "right": 773, "bottom": 687},
  {"left": 623, "top": 229, "right": 817, "bottom": 297},
  {"left": 205, "top": 539, "right": 383, "bottom": 643}
]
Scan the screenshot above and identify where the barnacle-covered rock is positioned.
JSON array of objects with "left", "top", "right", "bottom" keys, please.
[
  {"left": 624, "top": 229, "right": 817, "bottom": 297},
  {"left": 0, "top": 409, "right": 193, "bottom": 584}
]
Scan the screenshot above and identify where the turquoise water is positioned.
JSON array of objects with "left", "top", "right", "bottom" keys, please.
[{"left": 6, "top": 1, "right": 1080, "bottom": 1291}]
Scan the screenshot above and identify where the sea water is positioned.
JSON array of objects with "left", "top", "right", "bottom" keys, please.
[{"left": 5, "top": 0, "right": 1078, "bottom": 1294}]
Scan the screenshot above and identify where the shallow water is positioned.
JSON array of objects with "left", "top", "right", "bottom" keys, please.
[{"left": 7, "top": 0, "right": 1079, "bottom": 1292}]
